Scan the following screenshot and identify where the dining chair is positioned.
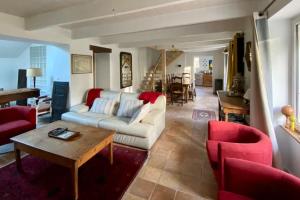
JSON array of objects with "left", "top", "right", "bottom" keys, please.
[
  {"left": 170, "top": 76, "right": 185, "bottom": 106},
  {"left": 182, "top": 73, "right": 195, "bottom": 101}
]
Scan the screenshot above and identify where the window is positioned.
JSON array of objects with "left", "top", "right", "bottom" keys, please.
[
  {"left": 30, "top": 45, "right": 47, "bottom": 95},
  {"left": 294, "top": 22, "right": 300, "bottom": 122},
  {"left": 194, "top": 56, "right": 200, "bottom": 73}
]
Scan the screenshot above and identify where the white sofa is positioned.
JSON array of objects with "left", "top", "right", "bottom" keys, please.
[{"left": 62, "top": 90, "right": 166, "bottom": 149}]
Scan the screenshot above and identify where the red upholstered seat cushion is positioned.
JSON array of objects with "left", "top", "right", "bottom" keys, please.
[
  {"left": 0, "top": 120, "right": 35, "bottom": 144},
  {"left": 218, "top": 191, "right": 254, "bottom": 200}
]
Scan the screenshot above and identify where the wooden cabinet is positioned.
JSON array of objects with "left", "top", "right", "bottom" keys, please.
[
  {"left": 203, "top": 74, "right": 212, "bottom": 87},
  {"left": 194, "top": 73, "right": 203, "bottom": 86}
]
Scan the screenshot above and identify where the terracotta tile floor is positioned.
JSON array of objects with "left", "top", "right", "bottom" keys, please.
[
  {"left": 0, "top": 87, "right": 218, "bottom": 200},
  {"left": 123, "top": 87, "right": 218, "bottom": 200}
]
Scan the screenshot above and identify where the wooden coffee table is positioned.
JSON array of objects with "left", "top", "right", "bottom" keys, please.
[{"left": 10, "top": 120, "right": 115, "bottom": 200}]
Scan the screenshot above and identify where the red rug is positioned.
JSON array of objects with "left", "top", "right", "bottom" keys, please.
[{"left": 0, "top": 145, "right": 147, "bottom": 200}]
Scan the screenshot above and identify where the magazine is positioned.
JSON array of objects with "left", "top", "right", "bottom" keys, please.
[{"left": 48, "top": 128, "right": 79, "bottom": 140}]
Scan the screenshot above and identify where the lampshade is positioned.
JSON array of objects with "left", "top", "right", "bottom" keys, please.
[{"left": 26, "top": 68, "right": 42, "bottom": 77}]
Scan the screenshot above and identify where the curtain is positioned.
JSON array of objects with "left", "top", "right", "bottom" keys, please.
[
  {"left": 226, "top": 41, "right": 235, "bottom": 91},
  {"left": 251, "top": 13, "right": 281, "bottom": 167}
]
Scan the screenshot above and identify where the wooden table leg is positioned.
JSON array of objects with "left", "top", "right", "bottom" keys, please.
[
  {"left": 109, "top": 142, "right": 113, "bottom": 165},
  {"left": 15, "top": 146, "right": 22, "bottom": 172},
  {"left": 218, "top": 101, "right": 221, "bottom": 121},
  {"left": 71, "top": 164, "right": 78, "bottom": 200},
  {"left": 225, "top": 113, "right": 229, "bottom": 122}
]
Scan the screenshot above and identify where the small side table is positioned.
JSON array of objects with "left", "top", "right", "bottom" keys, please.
[{"left": 217, "top": 91, "right": 250, "bottom": 122}]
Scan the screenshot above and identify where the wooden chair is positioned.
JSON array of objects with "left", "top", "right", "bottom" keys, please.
[
  {"left": 170, "top": 76, "right": 185, "bottom": 106},
  {"left": 182, "top": 73, "right": 195, "bottom": 101},
  {"left": 35, "top": 95, "right": 52, "bottom": 116},
  {"left": 166, "top": 74, "right": 172, "bottom": 102}
]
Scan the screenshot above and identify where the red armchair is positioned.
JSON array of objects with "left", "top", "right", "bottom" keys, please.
[
  {"left": 0, "top": 106, "right": 36, "bottom": 145},
  {"left": 206, "top": 120, "right": 272, "bottom": 186},
  {"left": 219, "top": 158, "right": 300, "bottom": 200}
]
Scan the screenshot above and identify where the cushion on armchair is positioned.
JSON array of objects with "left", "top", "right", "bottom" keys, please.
[
  {"left": 221, "top": 158, "right": 300, "bottom": 200},
  {"left": 0, "top": 106, "right": 36, "bottom": 145}
]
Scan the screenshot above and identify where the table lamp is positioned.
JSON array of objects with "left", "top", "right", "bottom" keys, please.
[{"left": 26, "top": 68, "right": 42, "bottom": 88}]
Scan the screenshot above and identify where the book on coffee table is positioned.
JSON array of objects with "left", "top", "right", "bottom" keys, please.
[{"left": 48, "top": 128, "right": 79, "bottom": 140}]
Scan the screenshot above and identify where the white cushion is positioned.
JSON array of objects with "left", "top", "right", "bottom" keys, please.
[
  {"left": 98, "top": 116, "right": 154, "bottom": 138},
  {"left": 117, "top": 99, "right": 144, "bottom": 118},
  {"left": 70, "top": 104, "right": 89, "bottom": 113},
  {"left": 129, "top": 103, "right": 150, "bottom": 124},
  {"left": 62, "top": 112, "right": 111, "bottom": 127},
  {"left": 90, "top": 98, "right": 115, "bottom": 115}
]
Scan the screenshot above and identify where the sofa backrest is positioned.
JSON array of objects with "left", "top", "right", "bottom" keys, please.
[
  {"left": 85, "top": 89, "right": 166, "bottom": 113},
  {"left": 101, "top": 90, "right": 121, "bottom": 103},
  {"left": 120, "top": 92, "right": 140, "bottom": 101}
]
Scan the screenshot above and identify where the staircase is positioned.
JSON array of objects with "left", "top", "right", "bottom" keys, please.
[
  {"left": 140, "top": 50, "right": 183, "bottom": 92},
  {"left": 166, "top": 50, "right": 183, "bottom": 66}
]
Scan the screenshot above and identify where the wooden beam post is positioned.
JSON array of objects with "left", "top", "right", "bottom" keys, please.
[{"left": 161, "top": 49, "right": 167, "bottom": 94}]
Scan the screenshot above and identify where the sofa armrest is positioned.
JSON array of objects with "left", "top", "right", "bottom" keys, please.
[
  {"left": 150, "top": 95, "right": 166, "bottom": 112},
  {"left": 13, "top": 106, "right": 36, "bottom": 125},
  {"left": 141, "top": 110, "right": 164, "bottom": 126},
  {"left": 223, "top": 158, "right": 300, "bottom": 199},
  {"left": 70, "top": 103, "right": 89, "bottom": 113}
]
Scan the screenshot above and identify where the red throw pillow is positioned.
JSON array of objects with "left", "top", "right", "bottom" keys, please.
[
  {"left": 86, "top": 88, "right": 103, "bottom": 108},
  {"left": 139, "top": 92, "right": 163, "bottom": 104}
]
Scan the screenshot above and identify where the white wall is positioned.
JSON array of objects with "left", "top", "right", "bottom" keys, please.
[
  {"left": 95, "top": 53, "right": 110, "bottom": 89},
  {"left": 46, "top": 44, "right": 70, "bottom": 95},
  {"left": 167, "top": 53, "right": 186, "bottom": 75},
  {"left": 138, "top": 47, "right": 160, "bottom": 78},
  {"left": 69, "top": 38, "right": 97, "bottom": 106},
  {"left": 107, "top": 45, "right": 139, "bottom": 92},
  {"left": 0, "top": 58, "right": 17, "bottom": 90},
  {"left": 171, "top": 51, "right": 224, "bottom": 87},
  {"left": 243, "top": 17, "right": 253, "bottom": 90},
  {"left": 69, "top": 40, "right": 146, "bottom": 105},
  {"left": 0, "top": 46, "right": 30, "bottom": 90}
]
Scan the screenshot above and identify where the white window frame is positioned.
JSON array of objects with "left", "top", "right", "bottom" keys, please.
[
  {"left": 30, "top": 45, "right": 47, "bottom": 95},
  {"left": 292, "top": 16, "right": 300, "bottom": 122}
]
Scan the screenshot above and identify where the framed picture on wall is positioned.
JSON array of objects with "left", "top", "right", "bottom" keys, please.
[
  {"left": 71, "top": 54, "right": 92, "bottom": 74},
  {"left": 120, "top": 52, "right": 132, "bottom": 88}
]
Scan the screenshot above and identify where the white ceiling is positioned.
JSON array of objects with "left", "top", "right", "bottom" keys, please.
[
  {"left": 270, "top": 0, "right": 300, "bottom": 20},
  {"left": 0, "top": 0, "right": 94, "bottom": 17},
  {"left": 0, "top": 0, "right": 271, "bottom": 52}
]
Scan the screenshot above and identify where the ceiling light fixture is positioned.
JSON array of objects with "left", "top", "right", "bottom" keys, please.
[{"left": 112, "top": 8, "right": 116, "bottom": 16}]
